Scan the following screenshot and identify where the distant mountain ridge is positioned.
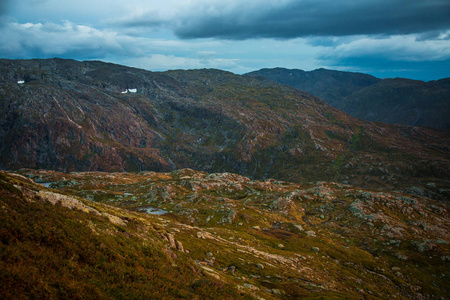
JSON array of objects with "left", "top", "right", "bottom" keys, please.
[
  {"left": 246, "top": 68, "right": 450, "bottom": 129},
  {"left": 246, "top": 67, "right": 381, "bottom": 108},
  {"left": 1, "top": 59, "right": 449, "bottom": 199}
]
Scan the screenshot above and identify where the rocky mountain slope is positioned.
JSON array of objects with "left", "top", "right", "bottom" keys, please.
[
  {"left": 1, "top": 59, "right": 450, "bottom": 199},
  {"left": 247, "top": 68, "right": 450, "bottom": 130},
  {"left": 1, "top": 169, "right": 449, "bottom": 299},
  {"left": 246, "top": 67, "right": 381, "bottom": 108},
  {"left": 341, "top": 78, "right": 450, "bottom": 129}
]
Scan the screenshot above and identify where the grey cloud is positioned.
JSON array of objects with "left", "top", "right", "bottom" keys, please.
[
  {"left": 0, "top": 0, "right": 12, "bottom": 27},
  {"left": 0, "top": 22, "right": 133, "bottom": 59},
  {"left": 0, "top": 1, "right": 7, "bottom": 15},
  {"left": 169, "top": 0, "right": 450, "bottom": 39},
  {"left": 416, "top": 30, "right": 450, "bottom": 41},
  {"left": 0, "top": 0, "right": 11, "bottom": 16},
  {"left": 109, "top": 11, "right": 165, "bottom": 28}
]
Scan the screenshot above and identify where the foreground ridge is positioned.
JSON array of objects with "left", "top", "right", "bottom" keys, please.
[{"left": 1, "top": 169, "right": 449, "bottom": 299}]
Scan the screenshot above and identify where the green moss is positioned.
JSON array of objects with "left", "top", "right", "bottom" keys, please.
[
  {"left": 349, "top": 127, "right": 363, "bottom": 152},
  {"left": 332, "top": 154, "right": 346, "bottom": 174}
]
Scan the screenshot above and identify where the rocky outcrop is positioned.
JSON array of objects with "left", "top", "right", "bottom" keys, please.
[{"left": 35, "top": 190, "right": 127, "bottom": 226}]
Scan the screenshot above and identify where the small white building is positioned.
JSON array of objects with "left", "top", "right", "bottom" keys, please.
[{"left": 121, "top": 88, "right": 137, "bottom": 93}]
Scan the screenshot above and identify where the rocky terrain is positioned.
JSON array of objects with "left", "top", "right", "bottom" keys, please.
[
  {"left": 1, "top": 169, "right": 449, "bottom": 299},
  {"left": 247, "top": 68, "right": 450, "bottom": 130},
  {"left": 1, "top": 59, "right": 450, "bottom": 200}
]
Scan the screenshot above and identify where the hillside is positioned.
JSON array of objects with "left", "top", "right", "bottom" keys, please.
[
  {"left": 341, "top": 78, "right": 450, "bottom": 129},
  {"left": 246, "top": 68, "right": 381, "bottom": 108},
  {"left": 1, "top": 169, "right": 449, "bottom": 299},
  {"left": 246, "top": 68, "right": 450, "bottom": 130},
  {"left": 0, "top": 59, "right": 450, "bottom": 200}
]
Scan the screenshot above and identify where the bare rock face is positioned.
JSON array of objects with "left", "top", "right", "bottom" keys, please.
[
  {"left": 36, "top": 190, "right": 100, "bottom": 215},
  {"left": 1, "top": 59, "right": 449, "bottom": 197}
]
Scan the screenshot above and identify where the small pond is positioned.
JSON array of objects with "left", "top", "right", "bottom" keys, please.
[
  {"left": 38, "top": 182, "right": 55, "bottom": 188},
  {"left": 132, "top": 206, "right": 168, "bottom": 215}
]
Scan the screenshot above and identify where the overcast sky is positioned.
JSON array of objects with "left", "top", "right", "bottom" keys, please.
[{"left": 1, "top": 0, "right": 449, "bottom": 80}]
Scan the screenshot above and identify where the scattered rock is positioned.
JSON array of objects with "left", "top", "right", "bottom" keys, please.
[
  {"left": 270, "top": 289, "right": 282, "bottom": 295},
  {"left": 293, "top": 224, "right": 304, "bottom": 231},
  {"left": 166, "top": 233, "right": 176, "bottom": 248},
  {"left": 102, "top": 213, "right": 128, "bottom": 227},
  {"left": 175, "top": 240, "right": 184, "bottom": 252},
  {"left": 243, "top": 283, "right": 259, "bottom": 291},
  {"left": 196, "top": 231, "right": 214, "bottom": 239},
  {"left": 306, "top": 230, "right": 316, "bottom": 237},
  {"left": 228, "top": 266, "right": 236, "bottom": 274}
]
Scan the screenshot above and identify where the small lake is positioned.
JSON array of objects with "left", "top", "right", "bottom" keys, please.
[
  {"left": 132, "top": 206, "right": 168, "bottom": 215},
  {"left": 38, "top": 182, "right": 55, "bottom": 188}
]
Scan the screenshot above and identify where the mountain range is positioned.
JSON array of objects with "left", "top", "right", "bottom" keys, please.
[
  {"left": 247, "top": 68, "right": 450, "bottom": 130},
  {"left": 1, "top": 58, "right": 449, "bottom": 200}
]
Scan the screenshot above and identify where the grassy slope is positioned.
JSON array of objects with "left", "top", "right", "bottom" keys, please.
[
  {"left": 2, "top": 169, "right": 449, "bottom": 299},
  {"left": 0, "top": 172, "right": 250, "bottom": 299}
]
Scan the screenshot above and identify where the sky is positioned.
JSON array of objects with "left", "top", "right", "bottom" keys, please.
[{"left": 0, "top": 0, "right": 449, "bottom": 80}]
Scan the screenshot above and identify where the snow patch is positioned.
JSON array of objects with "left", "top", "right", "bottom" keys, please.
[{"left": 17, "top": 80, "right": 25, "bottom": 84}]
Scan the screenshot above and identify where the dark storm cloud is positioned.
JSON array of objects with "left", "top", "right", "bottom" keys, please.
[
  {"left": 0, "top": 1, "right": 7, "bottom": 15},
  {"left": 171, "top": 0, "right": 450, "bottom": 39},
  {"left": 0, "top": 0, "right": 12, "bottom": 16},
  {"left": 0, "top": 0, "right": 11, "bottom": 26},
  {"left": 109, "top": 11, "right": 165, "bottom": 28}
]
